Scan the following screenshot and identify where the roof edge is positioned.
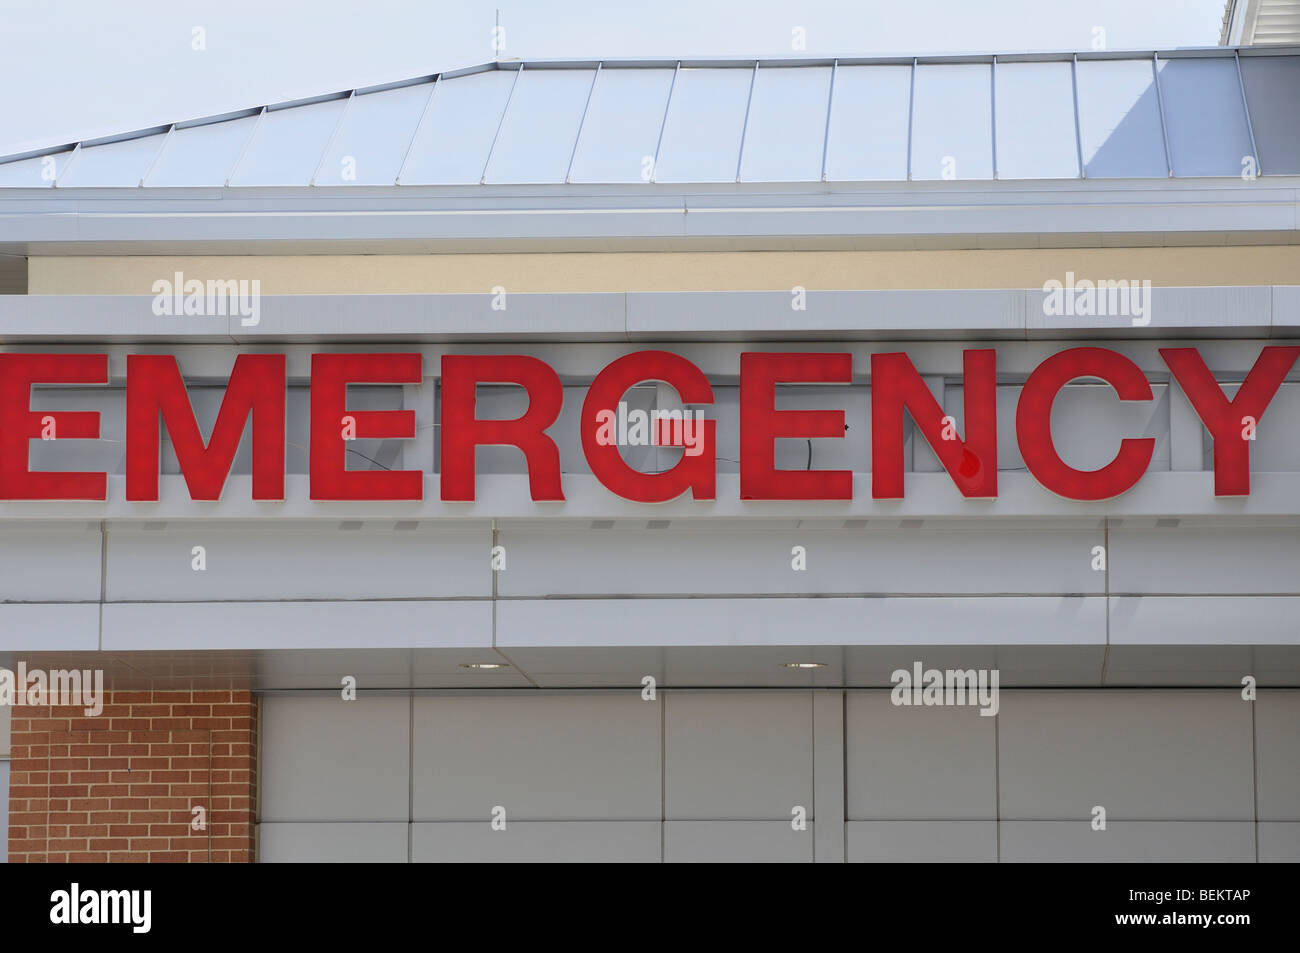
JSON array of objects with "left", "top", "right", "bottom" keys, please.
[{"left": 4, "top": 45, "right": 1300, "bottom": 167}]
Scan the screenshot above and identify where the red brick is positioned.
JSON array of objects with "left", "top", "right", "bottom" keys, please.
[
  {"left": 91, "top": 839, "right": 132, "bottom": 851},
  {"left": 131, "top": 705, "right": 175, "bottom": 717},
  {"left": 10, "top": 689, "right": 255, "bottom": 864},
  {"left": 69, "top": 825, "right": 110, "bottom": 837},
  {"left": 108, "top": 719, "right": 151, "bottom": 731}
]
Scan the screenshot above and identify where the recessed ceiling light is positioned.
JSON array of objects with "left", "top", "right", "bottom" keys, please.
[
  {"left": 783, "top": 662, "right": 826, "bottom": 669},
  {"left": 460, "top": 662, "right": 508, "bottom": 670}
]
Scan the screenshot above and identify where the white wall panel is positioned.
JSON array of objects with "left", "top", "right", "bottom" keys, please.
[
  {"left": 255, "top": 687, "right": 1290, "bottom": 862},
  {"left": 847, "top": 821, "right": 996, "bottom": 862},
  {"left": 664, "top": 691, "right": 811, "bottom": 820},
  {"left": 846, "top": 691, "right": 997, "bottom": 820},
  {"left": 412, "top": 821, "right": 660, "bottom": 862},
  {"left": 998, "top": 691, "right": 1254, "bottom": 821},
  {"left": 1109, "top": 596, "right": 1300, "bottom": 645},
  {"left": 1000, "top": 821, "right": 1256, "bottom": 862},
  {"left": 496, "top": 522, "right": 1103, "bottom": 597},
  {"left": 663, "top": 821, "right": 814, "bottom": 862},
  {"left": 1101, "top": 645, "right": 1257, "bottom": 687},
  {"left": 1259, "top": 823, "right": 1300, "bottom": 863},
  {"left": 258, "top": 822, "right": 407, "bottom": 862},
  {"left": 497, "top": 596, "right": 1106, "bottom": 648},
  {"left": 259, "top": 695, "right": 410, "bottom": 823},
  {"left": 0, "top": 603, "right": 99, "bottom": 651},
  {"left": 1110, "top": 525, "right": 1300, "bottom": 594},
  {"left": 101, "top": 600, "right": 491, "bottom": 651},
  {"left": 1255, "top": 691, "right": 1300, "bottom": 821},
  {"left": 106, "top": 522, "right": 490, "bottom": 601},
  {"left": 0, "top": 525, "right": 101, "bottom": 601},
  {"left": 411, "top": 695, "right": 660, "bottom": 821},
  {"left": 812, "top": 690, "right": 845, "bottom": 863}
]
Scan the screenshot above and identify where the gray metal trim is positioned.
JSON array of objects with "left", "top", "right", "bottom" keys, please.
[
  {"left": 265, "top": 90, "right": 351, "bottom": 113},
  {"left": 78, "top": 125, "right": 173, "bottom": 150},
  {"left": 353, "top": 73, "right": 441, "bottom": 97},
  {"left": 173, "top": 106, "right": 264, "bottom": 131}
]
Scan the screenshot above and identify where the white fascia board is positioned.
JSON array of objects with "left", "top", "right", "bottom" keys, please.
[
  {"left": 0, "top": 178, "right": 1296, "bottom": 248},
  {"left": 0, "top": 287, "right": 1288, "bottom": 343}
]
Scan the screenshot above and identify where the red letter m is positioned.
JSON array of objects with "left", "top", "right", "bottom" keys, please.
[{"left": 126, "top": 354, "right": 285, "bottom": 501}]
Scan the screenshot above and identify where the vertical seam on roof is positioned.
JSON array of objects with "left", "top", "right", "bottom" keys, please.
[
  {"left": 481, "top": 63, "right": 523, "bottom": 185},
  {"left": 735, "top": 61, "right": 759, "bottom": 182},
  {"left": 139, "top": 124, "right": 176, "bottom": 188},
  {"left": 311, "top": 89, "right": 355, "bottom": 187},
  {"left": 52, "top": 142, "right": 82, "bottom": 188},
  {"left": 1152, "top": 52, "right": 1174, "bottom": 178},
  {"left": 819, "top": 59, "right": 837, "bottom": 183},
  {"left": 650, "top": 62, "right": 680, "bottom": 184},
  {"left": 906, "top": 58, "right": 917, "bottom": 181},
  {"left": 1071, "top": 54, "right": 1086, "bottom": 179},
  {"left": 395, "top": 77, "right": 441, "bottom": 186},
  {"left": 225, "top": 106, "right": 267, "bottom": 187},
  {"left": 1234, "top": 50, "right": 1261, "bottom": 176},
  {"left": 990, "top": 57, "right": 999, "bottom": 181},
  {"left": 566, "top": 63, "right": 601, "bottom": 184}
]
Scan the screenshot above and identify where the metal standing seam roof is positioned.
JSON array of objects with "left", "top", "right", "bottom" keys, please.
[{"left": 1, "top": 48, "right": 1298, "bottom": 190}]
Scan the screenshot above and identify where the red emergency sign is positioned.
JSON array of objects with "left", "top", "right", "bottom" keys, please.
[{"left": 0, "top": 345, "right": 1295, "bottom": 503}]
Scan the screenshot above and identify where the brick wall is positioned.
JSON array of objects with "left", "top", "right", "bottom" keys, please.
[{"left": 7, "top": 689, "right": 257, "bottom": 863}]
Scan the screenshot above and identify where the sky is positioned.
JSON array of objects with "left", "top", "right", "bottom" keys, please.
[{"left": 0, "top": 0, "right": 1229, "bottom": 156}]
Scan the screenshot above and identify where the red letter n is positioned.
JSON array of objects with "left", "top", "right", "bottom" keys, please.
[{"left": 871, "top": 349, "right": 998, "bottom": 499}]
